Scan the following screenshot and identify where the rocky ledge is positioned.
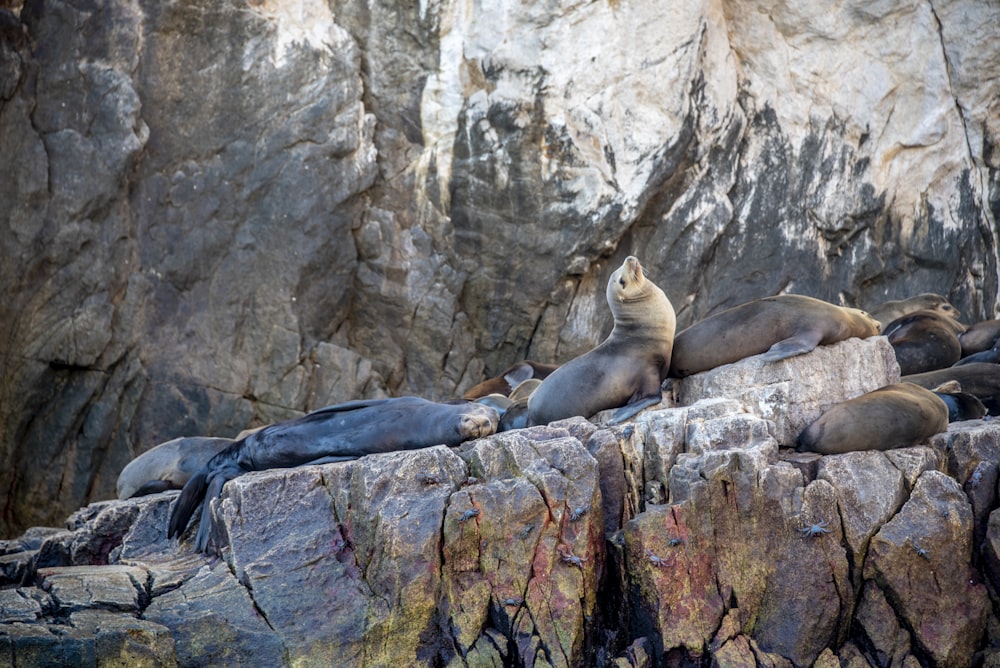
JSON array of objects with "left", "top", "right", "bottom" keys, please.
[{"left": 3, "top": 336, "right": 1000, "bottom": 667}]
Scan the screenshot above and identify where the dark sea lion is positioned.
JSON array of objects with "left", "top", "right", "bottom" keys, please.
[
  {"left": 883, "top": 309, "right": 964, "bottom": 375},
  {"left": 903, "top": 363, "right": 1000, "bottom": 414},
  {"left": 463, "top": 361, "right": 559, "bottom": 400},
  {"left": 867, "top": 293, "right": 960, "bottom": 329},
  {"left": 954, "top": 341, "right": 1000, "bottom": 367},
  {"left": 929, "top": 381, "right": 987, "bottom": 422},
  {"left": 797, "top": 383, "right": 949, "bottom": 455},
  {"left": 527, "top": 256, "right": 675, "bottom": 426},
  {"left": 959, "top": 319, "right": 1000, "bottom": 356},
  {"left": 168, "top": 397, "right": 500, "bottom": 552},
  {"left": 668, "top": 294, "right": 880, "bottom": 378},
  {"left": 117, "top": 436, "right": 235, "bottom": 499}
]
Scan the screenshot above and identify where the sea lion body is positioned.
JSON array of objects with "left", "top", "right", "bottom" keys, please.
[
  {"left": 463, "top": 361, "right": 559, "bottom": 400},
  {"left": 903, "top": 363, "right": 1000, "bottom": 414},
  {"left": 669, "top": 294, "right": 880, "bottom": 378},
  {"left": 798, "top": 383, "right": 949, "bottom": 455},
  {"left": 168, "top": 397, "right": 500, "bottom": 552},
  {"left": 867, "top": 293, "right": 960, "bottom": 330},
  {"left": 959, "top": 319, "right": 1000, "bottom": 356},
  {"left": 527, "top": 256, "right": 675, "bottom": 426},
  {"left": 884, "top": 309, "right": 964, "bottom": 374},
  {"left": 116, "top": 436, "right": 234, "bottom": 500}
]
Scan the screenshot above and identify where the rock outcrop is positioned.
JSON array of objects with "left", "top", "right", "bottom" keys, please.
[
  {"left": 4, "top": 337, "right": 1000, "bottom": 666},
  {"left": 1, "top": 0, "right": 999, "bottom": 534}
]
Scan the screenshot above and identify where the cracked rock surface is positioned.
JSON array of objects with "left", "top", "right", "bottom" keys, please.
[{"left": 4, "top": 337, "right": 1000, "bottom": 666}]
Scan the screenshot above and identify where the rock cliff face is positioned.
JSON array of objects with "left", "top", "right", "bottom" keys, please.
[
  {"left": 0, "top": 0, "right": 997, "bottom": 537},
  {"left": 3, "top": 337, "right": 1000, "bottom": 667}
]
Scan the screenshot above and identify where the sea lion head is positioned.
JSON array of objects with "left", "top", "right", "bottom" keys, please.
[
  {"left": 842, "top": 306, "right": 881, "bottom": 337},
  {"left": 607, "top": 256, "right": 647, "bottom": 304},
  {"left": 606, "top": 256, "right": 675, "bottom": 336}
]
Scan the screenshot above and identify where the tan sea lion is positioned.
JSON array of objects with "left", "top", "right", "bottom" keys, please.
[
  {"left": 168, "top": 397, "right": 500, "bottom": 552},
  {"left": 668, "top": 294, "right": 880, "bottom": 378},
  {"left": 903, "top": 363, "right": 1000, "bottom": 414},
  {"left": 867, "top": 293, "right": 960, "bottom": 330},
  {"left": 797, "top": 383, "right": 949, "bottom": 455},
  {"left": 959, "top": 319, "right": 1000, "bottom": 356},
  {"left": 462, "top": 361, "right": 559, "bottom": 400},
  {"left": 116, "top": 436, "right": 234, "bottom": 500},
  {"left": 884, "top": 309, "right": 965, "bottom": 374},
  {"left": 527, "top": 256, "right": 675, "bottom": 426}
]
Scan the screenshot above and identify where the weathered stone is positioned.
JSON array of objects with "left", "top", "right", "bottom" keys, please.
[
  {"left": 68, "top": 609, "right": 176, "bottom": 668},
  {"left": 854, "top": 580, "right": 911, "bottom": 668},
  {"left": 0, "top": 587, "right": 47, "bottom": 622},
  {"left": 863, "top": 470, "right": 990, "bottom": 667},
  {"left": 673, "top": 337, "right": 899, "bottom": 446},
  {"left": 36, "top": 564, "right": 148, "bottom": 612}
]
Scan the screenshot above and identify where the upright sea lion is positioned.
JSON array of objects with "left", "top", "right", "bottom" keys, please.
[
  {"left": 668, "top": 294, "right": 880, "bottom": 378},
  {"left": 116, "top": 436, "right": 234, "bottom": 500},
  {"left": 463, "top": 361, "right": 559, "bottom": 400},
  {"left": 168, "top": 397, "right": 500, "bottom": 552},
  {"left": 527, "top": 256, "right": 675, "bottom": 426},
  {"left": 797, "top": 383, "right": 949, "bottom": 455},
  {"left": 903, "top": 363, "right": 1000, "bottom": 414},
  {"left": 959, "top": 319, "right": 1000, "bottom": 356},
  {"left": 867, "top": 293, "right": 960, "bottom": 330},
  {"left": 883, "top": 309, "right": 964, "bottom": 375}
]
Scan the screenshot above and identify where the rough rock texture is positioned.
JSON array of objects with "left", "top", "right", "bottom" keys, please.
[
  {"left": 4, "top": 337, "right": 1000, "bottom": 666},
  {"left": 1, "top": 0, "right": 999, "bottom": 534}
]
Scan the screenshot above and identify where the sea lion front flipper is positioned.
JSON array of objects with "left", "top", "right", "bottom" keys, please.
[
  {"left": 131, "top": 480, "right": 176, "bottom": 498},
  {"left": 758, "top": 332, "right": 824, "bottom": 363},
  {"left": 608, "top": 392, "right": 663, "bottom": 425},
  {"left": 301, "top": 455, "right": 359, "bottom": 466}
]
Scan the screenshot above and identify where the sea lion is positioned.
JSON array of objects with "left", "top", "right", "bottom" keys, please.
[
  {"left": 954, "top": 341, "right": 1000, "bottom": 366},
  {"left": 959, "top": 319, "right": 1000, "bottom": 356},
  {"left": 883, "top": 309, "right": 965, "bottom": 375},
  {"left": 668, "top": 294, "right": 880, "bottom": 378},
  {"left": 168, "top": 397, "right": 500, "bottom": 552},
  {"left": 527, "top": 256, "right": 675, "bottom": 426},
  {"left": 463, "top": 361, "right": 560, "bottom": 400},
  {"left": 116, "top": 436, "right": 235, "bottom": 500},
  {"left": 867, "top": 293, "right": 960, "bottom": 330},
  {"left": 508, "top": 378, "right": 542, "bottom": 404},
  {"left": 929, "top": 381, "right": 987, "bottom": 422},
  {"left": 797, "top": 383, "right": 949, "bottom": 455},
  {"left": 903, "top": 363, "right": 1000, "bottom": 414}
]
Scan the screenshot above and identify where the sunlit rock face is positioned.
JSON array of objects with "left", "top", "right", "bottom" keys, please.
[{"left": 0, "top": 0, "right": 998, "bottom": 532}]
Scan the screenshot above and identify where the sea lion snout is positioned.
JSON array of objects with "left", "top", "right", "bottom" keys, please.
[{"left": 459, "top": 405, "right": 500, "bottom": 439}]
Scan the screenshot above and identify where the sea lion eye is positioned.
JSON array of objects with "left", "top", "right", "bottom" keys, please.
[{"left": 619, "top": 278, "right": 626, "bottom": 288}]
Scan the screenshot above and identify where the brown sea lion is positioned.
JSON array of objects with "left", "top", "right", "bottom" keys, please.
[
  {"left": 883, "top": 309, "right": 965, "bottom": 375},
  {"left": 527, "top": 256, "right": 675, "bottom": 426},
  {"left": 867, "top": 293, "right": 960, "bottom": 330},
  {"left": 903, "top": 363, "right": 1000, "bottom": 414},
  {"left": 462, "top": 361, "right": 559, "bottom": 400},
  {"left": 797, "top": 383, "right": 949, "bottom": 455},
  {"left": 116, "top": 436, "right": 235, "bottom": 500},
  {"left": 168, "top": 397, "right": 500, "bottom": 552},
  {"left": 668, "top": 294, "right": 880, "bottom": 378},
  {"left": 959, "top": 319, "right": 1000, "bottom": 356}
]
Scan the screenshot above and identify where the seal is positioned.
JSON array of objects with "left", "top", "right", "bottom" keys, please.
[
  {"left": 797, "top": 383, "right": 949, "bottom": 455},
  {"left": 883, "top": 309, "right": 965, "bottom": 375},
  {"left": 668, "top": 294, "right": 880, "bottom": 378},
  {"left": 527, "top": 256, "right": 675, "bottom": 426},
  {"left": 954, "top": 341, "right": 1000, "bottom": 366},
  {"left": 463, "top": 361, "right": 559, "bottom": 400},
  {"left": 903, "top": 363, "right": 1000, "bottom": 414},
  {"left": 867, "top": 293, "right": 960, "bottom": 329},
  {"left": 116, "top": 436, "right": 234, "bottom": 500},
  {"left": 168, "top": 397, "right": 500, "bottom": 552},
  {"left": 959, "top": 319, "right": 1000, "bottom": 356},
  {"left": 928, "top": 380, "right": 987, "bottom": 422}
]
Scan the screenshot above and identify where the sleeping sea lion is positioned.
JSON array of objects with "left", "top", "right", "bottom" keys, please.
[
  {"left": 883, "top": 309, "right": 965, "bottom": 375},
  {"left": 929, "top": 381, "right": 987, "bottom": 422},
  {"left": 527, "top": 256, "right": 675, "bottom": 426},
  {"left": 116, "top": 436, "right": 235, "bottom": 500},
  {"left": 463, "top": 361, "right": 559, "bottom": 400},
  {"left": 668, "top": 294, "right": 880, "bottom": 378},
  {"left": 867, "top": 293, "right": 960, "bottom": 330},
  {"left": 959, "top": 319, "right": 1000, "bottom": 356},
  {"left": 168, "top": 397, "right": 500, "bottom": 552},
  {"left": 954, "top": 341, "right": 1000, "bottom": 367},
  {"left": 903, "top": 363, "right": 1000, "bottom": 414},
  {"left": 797, "top": 383, "right": 949, "bottom": 455}
]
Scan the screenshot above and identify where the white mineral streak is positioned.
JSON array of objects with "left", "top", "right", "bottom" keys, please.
[
  {"left": 417, "top": 0, "right": 736, "bottom": 221},
  {"left": 245, "top": 0, "right": 345, "bottom": 69},
  {"left": 723, "top": 0, "right": 973, "bottom": 232}
]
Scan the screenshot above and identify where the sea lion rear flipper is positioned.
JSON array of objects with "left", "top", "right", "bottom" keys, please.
[
  {"left": 131, "top": 480, "right": 175, "bottom": 498},
  {"left": 608, "top": 393, "right": 663, "bottom": 425},
  {"left": 759, "top": 333, "right": 823, "bottom": 363},
  {"left": 168, "top": 469, "right": 209, "bottom": 540},
  {"left": 193, "top": 471, "right": 232, "bottom": 553}
]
